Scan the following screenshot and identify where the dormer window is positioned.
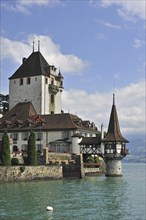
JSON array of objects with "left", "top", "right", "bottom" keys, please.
[
  {"left": 25, "top": 119, "right": 33, "bottom": 127},
  {"left": 20, "top": 78, "right": 23, "bottom": 85},
  {"left": 15, "top": 120, "right": 23, "bottom": 127}
]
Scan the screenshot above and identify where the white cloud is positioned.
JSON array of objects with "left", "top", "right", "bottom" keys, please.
[
  {"left": 1, "top": 0, "right": 61, "bottom": 14},
  {"left": 95, "top": 19, "right": 122, "bottom": 29},
  {"left": 0, "top": 35, "right": 90, "bottom": 74},
  {"left": 0, "top": 37, "right": 31, "bottom": 62},
  {"left": 62, "top": 80, "right": 145, "bottom": 136},
  {"left": 133, "top": 39, "right": 145, "bottom": 49},
  {"left": 98, "top": 0, "right": 146, "bottom": 21},
  {"left": 17, "top": 0, "right": 55, "bottom": 6},
  {"left": 17, "top": 0, "right": 61, "bottom": 6}
]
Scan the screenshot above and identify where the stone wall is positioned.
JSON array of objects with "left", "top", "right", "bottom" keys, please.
[
  {"left": 84, "top": 167, "right": 101, "bottom": 176},
  {"left": 105, "top": 159, "right": 122, "bottom": 176},
  {"left": 0, "top": 165, "right": 62, "bottom": 182},
  {"left": 62, "top": 154, "right": 85, "bottom": 179}
]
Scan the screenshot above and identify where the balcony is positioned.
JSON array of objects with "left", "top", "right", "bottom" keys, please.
[{"left": 49, "top": 84, "right": 59, "bottom": 95}]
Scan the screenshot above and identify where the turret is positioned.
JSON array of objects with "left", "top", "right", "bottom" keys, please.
[{"left": 102, "top": 94, "right": 129, "bottom": 176}]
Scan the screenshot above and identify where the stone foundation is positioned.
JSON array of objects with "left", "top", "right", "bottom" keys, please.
[
  {"left": 105, "top": 159, "right": 122, "bottom": 177},
  {"left": 63, "top": 154, "right": 85, "bottom": 179},
  {"left": 0, "top": 165, "right": 62, "bottom": 182}
]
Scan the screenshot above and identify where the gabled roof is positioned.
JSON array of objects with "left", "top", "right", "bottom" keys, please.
[
  {"left": 102, "top": 94, "right": 129, "bottom": 143},
  {"left": 0, "top": 102, "right": 98, "bottom": 133},
  {"left": 0, "top": 102, "right": 37, "bottom": 124},
  {"left": 9, "top": 51, "right": 50, "bottom": 79}
]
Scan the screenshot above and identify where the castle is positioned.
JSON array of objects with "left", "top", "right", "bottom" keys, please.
[{"left": 0, "top": 45, "right": 129, "bottom": 176}]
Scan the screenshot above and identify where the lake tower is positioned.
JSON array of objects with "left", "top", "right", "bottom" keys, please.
[{"left": 102, "top": 94, "right": 129, "bottom": 176}]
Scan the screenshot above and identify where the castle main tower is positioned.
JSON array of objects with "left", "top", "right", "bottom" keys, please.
[
  {"left": 9, "top": 48, "right": 63, "bottom": 115},
  {"left": 102, "top": 94, "right": 129, "bottom": 176}
]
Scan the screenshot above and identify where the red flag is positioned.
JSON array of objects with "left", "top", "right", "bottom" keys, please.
[{"left": 33, "top": 115, "right": 41, "bottom": 123}]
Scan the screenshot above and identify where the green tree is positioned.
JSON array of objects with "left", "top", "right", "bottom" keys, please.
[
  {"left": 1, "top": 130, "right": 11, "bottom": 166},
  {"left": 27, "top": 131, "right": 37, "bottom": 165}
]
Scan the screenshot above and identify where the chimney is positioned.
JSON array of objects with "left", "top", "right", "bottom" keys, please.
[
  {"left": 101, "top": 123, "right": 104, "bottom": 139},
  {"left": 22, "top": 57, "right": 26, "bottom": 64}
]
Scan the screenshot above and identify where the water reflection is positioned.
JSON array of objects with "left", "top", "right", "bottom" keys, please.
[{"left": 47, "top": 212, "right": 53, "bottom": 220}]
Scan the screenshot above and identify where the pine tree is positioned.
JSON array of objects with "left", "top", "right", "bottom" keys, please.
[
  {"left": 1, "top": 130, "right": 11, "bottom": 166},
  {"left": 27, "top": 131, "right": 37, "bottom": 165}
]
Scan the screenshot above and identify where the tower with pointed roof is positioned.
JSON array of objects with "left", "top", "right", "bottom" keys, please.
[
  {"left": 9, "top": 45, "right": 63, "bottom": 115},
  {"left": 102, "top": 94, "right": 129, "bottom": 176}
]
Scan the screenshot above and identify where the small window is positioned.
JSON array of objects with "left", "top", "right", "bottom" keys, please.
[
  {"left": 51, "top": 79, "right": 54, "bottom": 85},
  {"left": 21, "top": 144, "right": 27, "bottom": 151},
  {"left": 37, "top": 144, "right": 43, "bottom": 152},
  {"left": 20, "top": 78, "right": 23, "bottom": 85},
  {"left": 22, "top": 132, "right": 29, "bottom": 140},
  {"left": 35, "top": 77, "right": 37, "bottom": 81},
  {"left": 51, "top": 95, "right": 54, "bottom": 103},
  {"left": 27, "top": 78, "right": 31, "bottom": 84},
  {"left": 14, "top": 80, "right": 16, "bottom": 84},
  {"left": 45, "top": 78, "right": 48, "bottom": 84},
  {"left": 12, "top": 133, "right": 19, "bottom": 140},
  {"left": 36, "top": 133, "right": 43, "bottom": 141}
]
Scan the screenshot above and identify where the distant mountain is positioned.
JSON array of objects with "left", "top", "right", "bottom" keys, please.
[{"left": 123, "top": 135, "right": 145, "bottom": 163}]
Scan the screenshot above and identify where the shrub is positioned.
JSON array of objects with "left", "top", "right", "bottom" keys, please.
[
  {"left": 27, "top": 131, "right": 37, "bottom": 165},
  {"left": 1, "top": 130, "right": 11, "bottom": 166},
  {"left": 20, "top": 166, "right": 25, "bottom": 173},
  {"left": 11, "top": 157, "right": 19, "bottom": 165}
]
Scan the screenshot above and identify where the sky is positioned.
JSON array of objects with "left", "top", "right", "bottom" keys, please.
[{"left": 0, "top": 0, "right": 145, "bottom": 148}]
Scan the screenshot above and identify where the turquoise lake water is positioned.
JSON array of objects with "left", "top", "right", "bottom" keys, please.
[{"left": 0, "top": 163, "right": 145, "bottom": 220}]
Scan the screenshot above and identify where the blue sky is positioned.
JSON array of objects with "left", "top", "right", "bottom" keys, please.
[{"left": 0, "top": 0, "right": 145, "bottom": 147}]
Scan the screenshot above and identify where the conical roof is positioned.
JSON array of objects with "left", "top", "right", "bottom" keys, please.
[
  {"left": 103, "top": 94, "right": 129, "bottom": 143},
  {"left": 9, "top": 51, "right": 50, "bottom": 79}
]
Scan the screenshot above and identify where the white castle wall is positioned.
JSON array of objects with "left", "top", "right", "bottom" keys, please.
[
  {"left": 9, "top": 76, "right": 42, "bottom": 114},
  {"left": 9, "top": 74, "right": 62, "bottom": 115},
  {"left": 55, "top": 90, "right": 62, "bottom": 113}
]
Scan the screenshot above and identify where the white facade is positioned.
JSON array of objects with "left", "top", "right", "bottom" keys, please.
[
  {"left": 0, "top": 129, "right": 97, "bottom": 155},
  {"left": 9, "top": 71, "right": 63, "bottom": 115},
  {"left": 9, "top": 75, "right": 42, "bottom": 113},
  {"left": 72, "top": 136, "right": 82, "bottom": 154}
]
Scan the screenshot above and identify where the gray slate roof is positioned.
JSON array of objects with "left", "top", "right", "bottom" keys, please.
[
  {"left": 0, "top": 102, "right": 98, "bottom": 133},
  {"left": 9, "top": 51, "right": 50, "bottom": 79}
]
